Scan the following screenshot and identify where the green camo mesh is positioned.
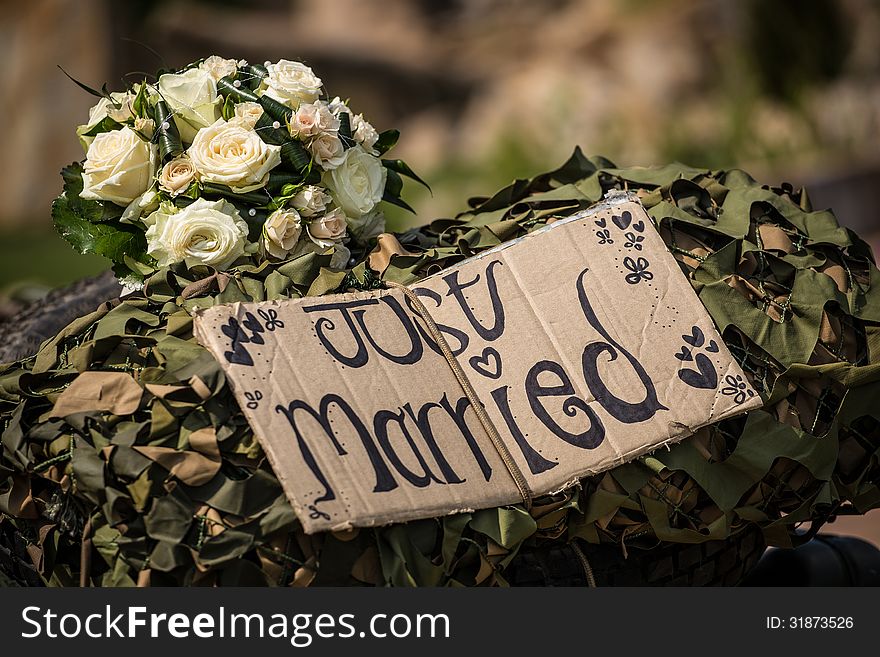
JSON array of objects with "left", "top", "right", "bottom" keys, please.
[{"left": 2, "top": 149, "right": 879, "bottom": 586}]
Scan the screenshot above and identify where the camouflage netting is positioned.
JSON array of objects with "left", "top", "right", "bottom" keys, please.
[{"left": 2, "top": 149, "right": 879, "bottom": 586}]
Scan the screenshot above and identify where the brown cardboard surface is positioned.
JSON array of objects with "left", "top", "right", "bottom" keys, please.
[{"left": 194, "top": 196, "right": 761, "bottom": 533}]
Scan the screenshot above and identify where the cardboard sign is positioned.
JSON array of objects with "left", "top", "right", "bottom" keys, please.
[{"left": 194, "top": 196, "right": 761, "bottom": 533}]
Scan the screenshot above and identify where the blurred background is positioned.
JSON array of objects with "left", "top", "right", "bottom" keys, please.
[
  {"left": 0, "top": 0, "right": 878, "bottom": 546},
  {"left": 2, "top": 0, "right": 880, "bottom": 291}
]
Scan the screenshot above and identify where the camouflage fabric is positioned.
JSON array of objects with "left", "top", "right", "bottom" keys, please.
[{"left": 2, "top": 150, "right": 879, "bottom": 586}]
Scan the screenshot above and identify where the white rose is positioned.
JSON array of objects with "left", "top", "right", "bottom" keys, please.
[
  {"left": 348, "top": 207, "right": 386, "bottom": 242},
  {"left": 120, "top": 189, "right": 159, "bottom": 224},
  {"left": 327, "top": 96, "right": 351, "bottom": 116},
  {"left": 199, "top": 55, "right": 238, "bottom": 81},
  {"left": 351, "top": 113, "right": 379, "bottom": 153},
  {"left": 291, "top": 185, "right": 332, "bottom": 217},
  {"left": 288, "top": 101, "right": 339, "bottom": 139},
  {"left": 233, "top": 101, "right": 264, "bottom": 130},
  {"left": 307, "top": 207, "right": 348, "bottom": 247},
  {"left": 146, "top": 197, "right": 248, "bottom": 269},
  {"left": 158, "top": 156, "right": 196, "bottom": 196},
  {"left": 260, "top": 59, "right": 322, "bottom": 107},
  {"left": 140, "top": 199, "right": 176, "bottom": 227},
  {"left": 134, "top": 116, "right": 155, "bottom": 138},
  {"left": 262, "top": 208, "right": 303, "bottom": 259},
  {"left": 76, "top": 90, "right": 138, "bottom": 150},
  {"left": 308, "top": 132, "right": 345, "bottom": 170},
  {"left": 85, "top": 91, "right": 137, "bottom": 127},
  {"left": 157, "top": 68, "right": 222, "bottom": 143},
  {"left": 322, "top": 147, "right": 387, "bottom": 217},
  {"left": 187, "top": 118, "right": 281, "bottom": 192},
  {"left": 80, "top": 127, "right": 157, "bottom": 206}
]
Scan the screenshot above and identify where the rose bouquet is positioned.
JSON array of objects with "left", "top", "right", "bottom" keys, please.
[{"left": 54, "top": 56, "right": 426, "bottom": 286}]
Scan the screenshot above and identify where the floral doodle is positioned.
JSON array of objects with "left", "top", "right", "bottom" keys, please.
[
  {"left": 623, "top": 256, "right": 653, "bottom": 284},
  {"left": 596, "top": 228, "right": 613, "bottom": 244},
  {"left": 721, "top": 374, "right": 756, "bottom": 404},
  {"left": 624, "top": 231, "right": 644, "bottom": 250}
]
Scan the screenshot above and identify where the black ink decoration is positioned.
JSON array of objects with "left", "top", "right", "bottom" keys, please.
[
  {"left": 674, "top": 346, "right": 693, "bottom": 361},
  {"left": 307, "top": 504, "right": 331, "bottom": 521},
  {"left": 576, "top": 268, "right": 667, "bottom": 423},
  {"left": 441, "top": 259, "right": 506, "bottom": 342},
  {"left": 675, "top": 326, "right": 719, "bottom": 389},
  {"left": 624, "top": 231, "right": 644, "bottom": 250},
  {"left": 525, "top": 360, "right": 605, "bottom": 450},
  {"left": 721, "top": 374, "right": 755, "bottom": 404},
  {"left": 682, "top": 325, "right": 705, "bottom": 347},
  {"left": 612, "top": 211, "right": 632, "bottom": 231},
  {"left": 242, "top": 312, "right": 265, "bottom": 345},
  {"left": 677, "top": 354, "right": 718, "bottom": 389},
  {"left": 221, "top": 317, "right": 254, "bottom": 366},
  {"left": 258, "top": 308, "right": 284, "bottom": 330},
  {"left": 468, "top": 346, "right": 503, "bottom": 379},
  {"left": 623, "top": 257, "right": 654, "bottom": 285},
  {"left": 244, "top": 390, "right": 263, "bottom": 410}
]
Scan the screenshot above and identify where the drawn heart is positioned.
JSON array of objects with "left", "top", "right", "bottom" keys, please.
[
  {"left": 706, "top": 339, "right": 719, "bottom": 353},
  {"left": 682, "top": 325, "right": 705, "bottom": 347},
  {"left": 469, "top": 346, "right": 503, "bottom": 379},
  {"left": 677, "top": 353, "right": 718, "bottom": 389},
  {"left": 632, "top": 220, "right": 645, "bottom": 232},
  {"left": 674, "top": 346, "right": 693, "bottom": 361},
  {"left": 612, "top": 211, "right": 632, "bottom": 231},
  {"left": 223, "top": 349, "right": 254, "bottom": 366},
  {"left": 594, "top": 217, "right": 607, "bottom": 228}
]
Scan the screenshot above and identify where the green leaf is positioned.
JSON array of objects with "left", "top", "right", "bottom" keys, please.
[
  {"left": 217, "top": 76, "right": 260, "bottom": 103},
  {"left": 183, "top": 180, "right": 201, "bottom": 200},
  {"left": 58, "top": 66, "right": 111, "bottom": 100},
  {"left": 155, "top": 101, "right": 183, "bottom": 160},
  {"left": 201, "top": 183, "right": 271, "bottom": 207},
  {"left": 57, "top": 162, "right": 123, "bottom": 223},
  {"left": 384, "top": 169, "right": 403, "bottom": 198},
  {"left": 338, "top": 112, "right": 355, "bottom": 150},
  {"left": 111, "top": 261, "right": 137, "bottom": 281},
  {"left": 281, "top": 140, "right": 311, "bottom": 171},
  {"left": 173, "top": 195, "right": 196, "bottom": 209},
  {"left": 382, "top": 158, "right": 431, "bottom": 192},
  {"left": 254, "top": 113, "right": 289, "bottom": 145},
  {"left": 132, "top": 81, "right": 149, "bottom": 118},
  {"left": 375, "top": 129, "right": 399, "bottom": 156},
  {"left": 240, "top": 63, "right": 268, "bottom": 91},
  {"left": 382, "top": 190, "right": 416, "bottom": 214},
  {"left": 80, "top": 116, "right": 123, "bottom": 138},
  {"left": 302, "top": 166, "right": 322, "bottom": 185},
  {"left": 60, "top": 161, "right": 84, "bottom": 190},
  {"left": 257, "top": 95, "right": 293, "bottom": 124},
  {"left": 53, "top": 162, "right": 144, "bottom": 262},
  {"left": 53, "top": 199, "right": 148, "bottom": 264},
  {"left": 123, "top": 254, "right": 156, "bottom": 275},
  {"left": 221, "top": 95, "right": 236, "bottom": 121},
  {"left": 267, "top": 170, "right": 304, "bottom": 192}
]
